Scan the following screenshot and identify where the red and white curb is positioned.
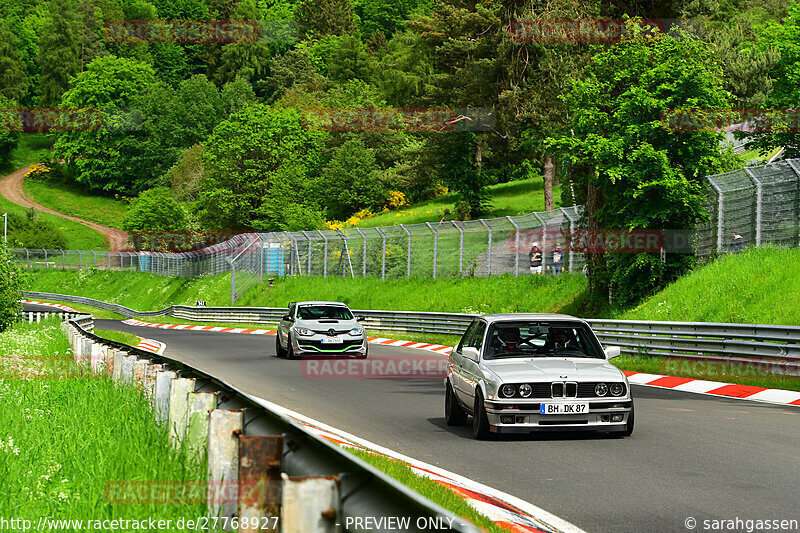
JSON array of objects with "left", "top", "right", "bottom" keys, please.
[
  {"left": 247, "top": 395, "right": 585, "bottom": 533},
  {"left": 21, "top": 299, "right": 79, "bottom": 313},
  {"left": 121, "top": 319, "right": 455, "bottom": 355},
  {"left": 135, "top": 338, "right": 166, "bottom": 355},
  {"left": 623, "top": 371, "right": 800, "bottom": 407}
]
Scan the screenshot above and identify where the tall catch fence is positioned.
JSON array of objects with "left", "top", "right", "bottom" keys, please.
[{"left": 11, "top": 159, "right": 800, "bottom": 303}]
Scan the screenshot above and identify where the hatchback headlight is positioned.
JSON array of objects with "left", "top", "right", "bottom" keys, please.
[
  {"left": 594, "top": 383, "right": 608, "bottom": 396},
  {"left": 295, "top": 327, "right": 313, "bottom": 336},
  {"left": 349, "top": 327, "right": 364, "bottom": 336},
  {"left": 610, "top": 383, "right": 625, "bottom": 396},
  {"left": 500, "top": 384, "right": 516, "bottom": 398}
]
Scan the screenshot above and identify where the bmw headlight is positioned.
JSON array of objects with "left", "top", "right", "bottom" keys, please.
[
  {"left": 349, "top": 327, "right": 364, "bottom": 336},
  {"left": 518, "top": 383, "right": 533, "bottom": 398},
  {"left": 594, "top": 383, "right": 608, "bottom": 396},
  {"left": 610, "top": 383, "right": 625, "bottom": 396},
  {"left": 500, "top": 384, "right": 516, "bottom": 398},
  {"left": 295, "top": 327, "right": 313, "bottom": 336}
]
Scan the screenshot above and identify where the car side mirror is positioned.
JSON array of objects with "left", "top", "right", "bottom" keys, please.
[
  {"left": 356, "top": 316, "right": 365, "bottom": 322},
  {"left": 604, "top": 346, "right": 621, "bottom": 360},
  {"left": 282, "top": 314, "right": 293, "bottom": 322},
  {"left": 461, "top": 347, "right": 480, "bottom": 362}
]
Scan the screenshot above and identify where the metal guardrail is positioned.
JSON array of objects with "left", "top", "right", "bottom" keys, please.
[
  {"left": 62, "top": 315, "right": 482, "bottom": 533},
  {"left": 25, "top": 291, "right": 800, "bottom": 373}
]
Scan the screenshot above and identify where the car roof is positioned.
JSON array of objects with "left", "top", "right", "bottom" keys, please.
[
  {"left": 294, "top": 301, "right": 349, "bottom": 307},
  {"left": 478, "top": 313, "right": 585, "bottom": 323}
]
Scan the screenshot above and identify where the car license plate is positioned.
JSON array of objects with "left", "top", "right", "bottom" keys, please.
[
  {"left": 321, "top": 336, "right": 343, "bottom": 344},
  {"left": 540, "top": 403, "right": 589, "bottom": 414}
]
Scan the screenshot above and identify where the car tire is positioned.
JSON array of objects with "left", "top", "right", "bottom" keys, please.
[
  {"left": 472, "top": 390, "right": 491, "bottom": 440},
  {"left": 445, "top": 383, "right": 468, "bottom": 426},
  {"left": 287, "top": 340, "right": 300, "bottom": 360},
  {"left": 620, "top": 404, "right": 635, "bottom": 437},
  {"left": 275, "top": 334, "right": 285, "bottom": 358},
  {"left": 354, "top": 344, "right": 368, "bottom": 359}
]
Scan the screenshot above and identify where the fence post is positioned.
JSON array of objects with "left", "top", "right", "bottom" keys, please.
[
  {"left": 318, "top": 230, "right": 329, "bottom": 278},
  {"left": 708, "top": 177, "right": 725, "bottom": 253},
  {"left": 479, "top": 220, "right": 492, "bottom": 276},
  {"left": 533, "top": 212, "right": 547, "bottom": 272},
  {"left": 745, "top": 168, "right": 762, "bottom": 246},
  {"left": 60, "top": 249, "right": 65, "bottom": 270},
  {"left": 425, "top": 222, "right": 438, "bottom": 279},
  {"left": 400, "top": 224, "right": 411, "bottom": 278},
  {"left": 785, "top": 159, "right": 800, "bottom": 246},
  {"left": 92, "top": 250, "right": 97, "bottom": 267},
  {"left": 258, "top": 235, "right": 264, "bottom": 284},
  {"left": 301, "top": 231, "right": 312, "bottom": 276},
  {"left": 506, "top": 216, "right": 520, "bottom": 276},
  {"left": 26, "top": 248, "right": 29, "bottom": 269},
  {"left": 78, "top": 250, "right": 81, "bottom": 271},
  {"left": 355, "top": 228, "right": 367, "bottom": 277},
  {"left": 376, "top": 227, "right": 386, "bottom": 280},
  {"left": 561, "top": 208, "right": 575, "bottom": 272},
  {"left": 226, "top": 257, "right": 235, "bottom": 305},
  {"left": 453, "top": 221, "right": 464, "bottom": 276}
]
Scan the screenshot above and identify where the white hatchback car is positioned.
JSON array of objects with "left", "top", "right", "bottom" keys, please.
[
  {"left": 276, "top": 301, "right": 368, "bottom": 359},
  {"left": 445, "top": 314, "right": 633, "bottom": 439}
]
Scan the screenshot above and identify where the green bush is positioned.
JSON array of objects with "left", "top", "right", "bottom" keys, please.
[
  {"left": 0, "top": 242, "right": 25, "bottom": 331},
  {"left": 6, "top": 209, "right": 68, "bottom": 249}
]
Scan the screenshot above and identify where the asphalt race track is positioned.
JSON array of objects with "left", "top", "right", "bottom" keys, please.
[{"left": 39, "top": 309, "right": 800, "bottom": 533}]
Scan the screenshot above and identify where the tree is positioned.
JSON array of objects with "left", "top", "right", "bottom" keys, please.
[
  {"left": 38, "top": 0, "right": 81, "bottom": 106},
  {"left": 77, "top": 0, "right": 106, "bottom": 72},
  {"left": 295, "top": 0, "right": 356, "bottom": 39},
  {"left": 53, "top": 55, "right": 157, "bottom": 193},
  {"left": 548, "top": 23, "right": 731, "bottom": 308},
  {"left": 123, "top": 187, "right": 188, "bottom": 233},
  {"left": 213, "top": 0, "right": 272, "bottom": 89},
  {"left": 0, "top": 241, "right": 25, "bottom": 332},
  {"left": 0, "top": 20, "right": 28, "bottom": 102},
  {"left": 0, "top": 94, "right": 20, "bottom": 169},
  {"left": 318, "top": 138, "right": 387, "bottom": 220},
  {"left": 199, "top": 104, "right": 328, "bottom": 231}
]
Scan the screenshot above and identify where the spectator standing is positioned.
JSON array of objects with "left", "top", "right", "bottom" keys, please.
[
  {"left": 529, "top": 242, "right": 543, "bottom": 275},
  {"left": 730, "top": 231, "right": 744, "bottom": 253},
  {"left": 550, "top": 247, "right": 564, "bottom": 276}
]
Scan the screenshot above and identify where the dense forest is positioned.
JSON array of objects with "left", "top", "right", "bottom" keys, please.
[{"left": 1, "top": 0, "right": 799, "bottom": 303}]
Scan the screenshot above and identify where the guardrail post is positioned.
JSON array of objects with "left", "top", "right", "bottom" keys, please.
[
  {"left": 208, "top": 409, "right": 244, "bottom": 526},
  {"left": 142, "top": 363, "right": 163, "bottom": 398},
  {"left": 425, "top": 222, "right": 438, "bottom": 279},
  {"left": 375, "top": 227, "right": 386, "bottom": 280},
  {"left": 400, "top": 224, "right": 411, "bottom": 277},
  {"left": 153, "top": 370, "right": 178, "bottom": 426},
  {"left": 506, "top": 216, "right": 520, "bottom": 276},
  {"left": 238, "top": 435, "right": 282, "bottom": 532},
  {"left": 185, "top": 391, "right": 217, "bottom": 464},
  {"left": 168, "top": 377, "right": 196, "bottom": 447},
  {"left": 133, "top": 359, "right": 149, "bottom": 389},
  {"left": 121, "top": 354, "right": 137, "bottom": 384},
  {"left": 282, "top": 476, "right": 339, "bottom": 533},
  {"left": 355, "top": 228, "right": 367, "bottom": 277},
  {"left": 479, "top": 219, "right": 492, "bottom": 276}
]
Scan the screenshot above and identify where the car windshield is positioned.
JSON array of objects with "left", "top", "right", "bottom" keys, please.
[
  {"left": 297, "top": 305, "right": 353, "bottom": 320},
  {"left": 483, "top": 321, "right": 604, "bottom": 360}
]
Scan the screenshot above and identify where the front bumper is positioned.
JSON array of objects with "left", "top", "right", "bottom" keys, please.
[
  {"left": 484, "top": 399, "right": 632, "bottom": 433},
  {"left": 293, "top": 335, "right": 367, "bottom": 356}
]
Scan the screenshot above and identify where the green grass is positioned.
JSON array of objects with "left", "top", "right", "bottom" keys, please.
[
  {"left": 24, "top": 178, "right": 129, "bottom": 230},
  {"left": 0, "top": 195, "right": 107, "bottom": 250},
  {"left": 27, "top": 269, "right": 588, "bottom": 316},
  {"left": 620, "top": 246, "right": 800, "bottom": 325},
  {"left": 28, "top": 299, "right": 124, "bottom": 320},
  {"left": 359, "top": 177, "right": 562, "bottom": 228},
  {"left": 0, "top": 319, "right": 208, "bottom": 530},
  {"left": 94, "top": 328, "right": 141, "bottom": 347},
  {"left": 347, "top": 448, "right": 501, "bottom": 533},
  {"left": 739, "top": 146, "right": 782, "bottom": 163},
  {"left": 6, "top": 133, "right": 54, "bottom": 170}
]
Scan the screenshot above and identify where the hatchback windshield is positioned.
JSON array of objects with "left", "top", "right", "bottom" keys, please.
[
  {"left": 297, "top": 305, "right": 353, "bottom": 320},
  {"left": 483, "top": 321, "right": 603, "bottom": 360}
]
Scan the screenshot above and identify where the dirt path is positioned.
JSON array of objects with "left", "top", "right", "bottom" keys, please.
[{"left": 0, "top": 163, "right": 129, "bottom": 251}]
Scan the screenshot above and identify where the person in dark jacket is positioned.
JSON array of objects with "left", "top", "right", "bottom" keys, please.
[
  {"left": 529, "top": 242, "right": 543, "bottom": 275},
  {"left": 730, "top": 232, "right": 744, "bottom": 253}
]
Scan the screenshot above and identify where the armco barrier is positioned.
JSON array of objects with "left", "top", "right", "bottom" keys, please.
[
  {"left": 25, "top": 291, "right": 800, "bottom": 372},
  {"left": 61, "top": 314, "right": 483, "bottom": 533}
]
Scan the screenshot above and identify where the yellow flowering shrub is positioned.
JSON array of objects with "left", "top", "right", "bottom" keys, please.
[{"left": 24, "top": 163, "right": 51, "bottom": 180}]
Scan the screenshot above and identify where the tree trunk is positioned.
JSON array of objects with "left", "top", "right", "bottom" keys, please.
[
  {"left": 585, "top": 179, "right": 608, "bottom": 299},
  {"left": 543, "top": 154, "right": 554, "bottom": 211},
  {"left": 475, "top": 135, "right": 482, "bottom": 175}
]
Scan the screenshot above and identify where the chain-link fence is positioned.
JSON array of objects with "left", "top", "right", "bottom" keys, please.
[
  {"left": 698, "top": 159, "right": 800, "bottom": 256},
  {"left": 12, "top": 158, "right": 800, "bottom": 303}
]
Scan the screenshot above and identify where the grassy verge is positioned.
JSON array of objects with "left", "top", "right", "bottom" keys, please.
[
  {"left": 28, "top": 269, "right": 588, "bottom": 315},
  {"left": 26, "top": 299, "right": 124, "bottom": 320},
  {"left": 346, "top": 448, "right": 500, "bottom": 533},
  {"left": 612, "top": 355, "right": 800, "bottom": 392},
  {"left": 0, "top": 196, "right": 107, "bottom": 250},
  {"left": 94, "top": 328, "right": 141, "bottom": 346},
  {"left": 24, "top": 178, "right": 128, "bottom": 229},
  {"left": 0, "top": 319, "right": 207, "bottom": 529},
  {"left": 359, "top": 177, "right": 561, "bottom": 228},
  {"left": 620, "top": 246, "right": 800, "bottom": 325}
]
